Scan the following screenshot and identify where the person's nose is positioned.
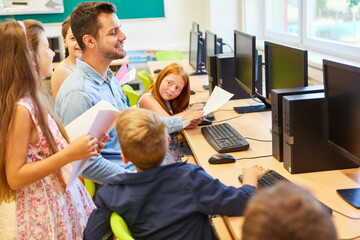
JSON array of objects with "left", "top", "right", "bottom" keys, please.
[{"left": 118, "top": 30, "right": 126, "bottom": 42}]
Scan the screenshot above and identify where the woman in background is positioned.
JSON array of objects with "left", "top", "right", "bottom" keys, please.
[{"left": 51, "top": 17, "right": 82, "bottom": 100}]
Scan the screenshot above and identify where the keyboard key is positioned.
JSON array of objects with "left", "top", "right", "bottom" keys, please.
[{"left": 201, "top": 123, "right": 250, "bottom": 153}]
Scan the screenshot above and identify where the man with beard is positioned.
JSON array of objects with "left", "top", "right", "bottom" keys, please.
[{"left": 55, "top": 1, "right": 204, "bottom": 183}]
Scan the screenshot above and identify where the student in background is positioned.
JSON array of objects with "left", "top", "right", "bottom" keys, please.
[
  {"left": 0, "top": 20, "right": 103, "bottom": 239},
  {"left": 83, "top": 108, "right": 268, "bottom": 240},
  {"left": 242, "top": 182, "right": 337, "bottom": 240},
  {"left": 55, "top": 1, "right": 204, "bottom": 184},
  {"left": 138, "top": 63, "right": 204, "bottom": 163},
  {"left": 51, "top": 17, "right": 82, "bottom": 99}
]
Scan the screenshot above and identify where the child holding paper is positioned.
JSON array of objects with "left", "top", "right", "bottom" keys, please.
[
  {"left": 51, "top": 17, "right": 82, "bottom": 99},
  {"left": 138, "top": 63, "right": 204, "bottom": 162},
  {"left": 0, "top": 20, "right": 104, "bottom": 239}
]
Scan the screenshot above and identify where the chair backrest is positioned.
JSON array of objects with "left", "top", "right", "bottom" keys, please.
[
  {"left": 110, "top": 212, "right": 134, "bottom": 240},
  {"left": 84, "top": 178, "right": 96, "bottom": 198},
  {"left": 122, "top": 84, "right": 140, "bottom": 107},
  {"left": 155, "top": 50, "right": 183, "bottom": 61},
  {"left": 137, "top": 70, "right": 153, "bottom": 90}
]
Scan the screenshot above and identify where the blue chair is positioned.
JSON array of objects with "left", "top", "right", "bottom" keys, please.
[{"left": 110, "top": 212, "right": 134, "bottom": 240}]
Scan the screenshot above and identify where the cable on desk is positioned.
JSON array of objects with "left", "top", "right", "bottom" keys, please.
[
  {"left": 249, "top": 95, "right": 263, "bottom": 103},
  {"left": 332, "top": 208, "right": 360, "bottom": 220},
  {"left": 235, "top": 154, "right": 272, "bottom": 161},
  {"left": 213, "top": 109, "right": 236, "bottom": 112},
  {"left": 212, "top": 113, "right": 245, "bottom": 124},
  {"left": 245, "top": 137, "right": 272, "bottom": 142}
]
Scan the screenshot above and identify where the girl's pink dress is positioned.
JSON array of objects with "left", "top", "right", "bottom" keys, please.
[{"left": 15, "top": 97, "right": 95, "bottom": 240}]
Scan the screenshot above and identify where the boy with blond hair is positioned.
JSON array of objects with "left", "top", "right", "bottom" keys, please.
[{"left": 84, "top": 108, "right": 268, "bottom": 240}]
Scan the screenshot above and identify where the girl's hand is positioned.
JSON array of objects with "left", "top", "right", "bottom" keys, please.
[
  {"left": 187, "top": 103, "right": 204, "bottom": 112},
  {"left": 65, "top": 134, "right": 99, "bottom": 162},
  {"left": 96, "top": 133, "right": 109, "bottom": 154},
  {"left": 242, "top": 165, "right": 269, "bottom": 188},
  {"left": 182, "top": 110, "right": 205, "bottom": 121}
]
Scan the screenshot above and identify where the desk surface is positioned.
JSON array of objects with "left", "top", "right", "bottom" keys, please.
[{"left": 148, "top": 60, "right": 360, "bottom": 240}]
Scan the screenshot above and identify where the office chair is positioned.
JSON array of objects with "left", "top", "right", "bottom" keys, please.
[
  {"left": 110, "top": 212, "right": 134, "bottom": 240},
  {"left": 137, "top": 70, "right": 153, "bottom": 90},
  {"left": 84, "top": 178, "right": 95, "bottom": 198},
  {"left": 122, "top": 84, "right": 140, "bottom": 107},
  {"left": 155, "top": 50, "right": 183, "bottom": 61}
]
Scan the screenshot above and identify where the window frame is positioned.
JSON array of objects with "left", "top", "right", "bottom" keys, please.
[{"left": 259, "top": 0, "right": 360, "bottom": 60}]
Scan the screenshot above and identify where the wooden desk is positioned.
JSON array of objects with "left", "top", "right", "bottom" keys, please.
[{"left": 148, "top": 61, "right": 360, "bottom": 240}]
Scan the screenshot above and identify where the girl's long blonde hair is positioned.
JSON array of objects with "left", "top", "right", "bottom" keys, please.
[
  {"left": 0, "top": 20, "right": 69, "bottom": 203},
  {"left": 143, "top": 63, "right": 190, "bottom": 115}
]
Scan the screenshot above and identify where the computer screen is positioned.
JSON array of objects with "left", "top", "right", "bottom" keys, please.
[
  {"left": 233, "top": 30, "right": 269, "bottom": 113},
  {"left": 324, "top": 60, "right": 360, "bottom": 166},
  {"left": 323, "top": 59, "right": 360, "bottom": 208},
  {"left": 265, "top": 41, "right": 308, "bottom": 103},
  {"left": 189, "top": 30, "right": 200, "bottom": 72},
  {"left": 234, "top": 30, "right": 256, "bottom": 96}
]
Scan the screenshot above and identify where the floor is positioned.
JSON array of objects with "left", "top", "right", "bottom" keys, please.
[{"left": 0, "top": 201, "right": 15, "bottom": 239}]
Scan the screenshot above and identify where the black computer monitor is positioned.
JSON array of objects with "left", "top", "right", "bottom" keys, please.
[
  {"left": 189, "top": 30, "right": 206, "bottom": 75},
  {"left": 233, "top": 30, "right": 270, "bottom": 113},
  {"left": 265, "top": 41, "right": 308, "bottom": 104},
  {"left": 324, "top": 59, "right": 360, "bottom": 208},
  {"left": 205, "top": 30, "right": 223, "bottom": 71}
]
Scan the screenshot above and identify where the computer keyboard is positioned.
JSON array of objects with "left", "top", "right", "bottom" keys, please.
[
  {"left": 201, "top": 123, "right": 250, "bottom": 153},
  {"left": 238, "top": 170, "right": 333, "bottom": 215}
]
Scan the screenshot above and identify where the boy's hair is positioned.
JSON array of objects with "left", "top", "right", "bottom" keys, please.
[
  {"left": 242, "top": 182, "right": 337, "bottom": 240},
  {"left": 70, "top": 1, "right": 116, "bottom": 51},
  {"left": 115, "top": 108, "right": 168, "bottom": 170},
  {"left": 143, "top": 63, "right": 190, "bottom": 115}
]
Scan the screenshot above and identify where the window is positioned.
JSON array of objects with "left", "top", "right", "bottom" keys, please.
[{"left": 261, "top": 0, "right": 360, "bottom": 60}]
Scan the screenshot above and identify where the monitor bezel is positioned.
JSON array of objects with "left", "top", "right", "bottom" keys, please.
[
  {"left": 323, "top": 59, "right": 360, "bottom": 166},
  {"left": 264, "top": 41, "right": 308, "bottom": 104},
  {"left": 233, "top": 30, "right": 256, "bottom": 96},
  {"left": 189, "top": 30, "right": 201, "bottom": 72}
]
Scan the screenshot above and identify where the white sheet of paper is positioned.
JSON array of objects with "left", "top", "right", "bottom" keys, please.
[
  {"left": 203, "top": 86, "right": 234, "bottom": 115},
  {"left": 65, "top": 100, "right": 119, "bottom": 190},
  {"left": 181, "top": 86, "right": 234, "bottom": 128}
]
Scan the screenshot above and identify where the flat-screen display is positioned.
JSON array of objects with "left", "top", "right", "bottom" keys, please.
[{"left": 265, "top": 41, "right": 308, "bottom": 102}]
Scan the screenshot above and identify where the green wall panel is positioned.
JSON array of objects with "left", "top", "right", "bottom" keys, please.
[{"left": 0, "top": 0, "right": 165, "bottom": 23}]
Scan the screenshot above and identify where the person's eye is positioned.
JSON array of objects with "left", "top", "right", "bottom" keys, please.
[
  {"left": 176, "top": 86, "right": 180, "bottom": 90},
  {"left": 167, "top": 81, "right": 171, "bottom": 85}
]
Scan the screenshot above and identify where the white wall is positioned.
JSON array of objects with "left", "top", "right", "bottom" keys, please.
[
  {"left": 209, "top": 0, "right": 241, "bottom": 52},
  {"left": 43, "top": 0, "right": 211, "bottom": 53}
]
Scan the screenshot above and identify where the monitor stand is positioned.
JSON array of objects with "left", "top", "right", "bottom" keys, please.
[
  {"left": 189, "top": 71, "right": 207, "bottom": 76},
  {"left": 336, "top": 188, "right": 360, "bottom": 209},
  {"left": 233, "top": 92, "right": 271, "bottom": 114}
]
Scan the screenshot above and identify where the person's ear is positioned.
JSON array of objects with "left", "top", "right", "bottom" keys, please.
[
  {"left": 121, "top": 152, "right": 129, "bottom": 164},
  {"left": 82, "top": 35, "right": 95, "bottom": 49},
  {"left": 167, "top": 135, "right": 171, "bottom": 144},
  {"left": 63, "top": 37, "right": 67, "bottom": 48}
]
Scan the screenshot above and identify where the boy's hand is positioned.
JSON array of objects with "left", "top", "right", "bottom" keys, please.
[{"left": 242, "top": 165, "right": 269, "bottom": 188}]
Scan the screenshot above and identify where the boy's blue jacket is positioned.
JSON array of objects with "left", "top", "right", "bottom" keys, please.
[{"left": 83, "top": 162, "right": 256, "bottom": 240}]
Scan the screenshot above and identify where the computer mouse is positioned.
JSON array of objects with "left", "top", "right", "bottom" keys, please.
[
  {"left": 190, "top": 90, "right": 196, "bottom": 95},
  {"left": 208, "top": 153, "right": 236, "bottom": 164},
  {"left": 199, "top": 118, "right": 212, "bottom": 126},
  {"left": 154, "top": 69, "right": 162, "bottom": 74}
]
